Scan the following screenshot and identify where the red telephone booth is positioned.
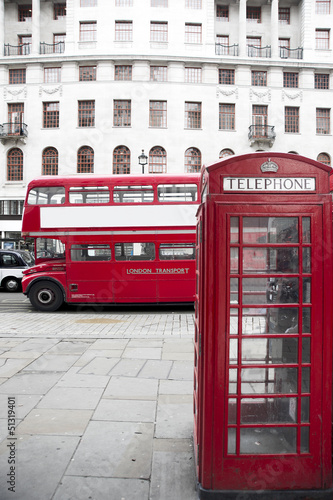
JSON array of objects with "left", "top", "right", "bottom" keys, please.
[{"left": 194, "top": 153, "right": 333, "bottom": 498}]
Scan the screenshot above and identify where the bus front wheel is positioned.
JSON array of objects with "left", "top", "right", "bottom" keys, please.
[{"left": 29, "top": 281, "right": 64, "bottom": 312}]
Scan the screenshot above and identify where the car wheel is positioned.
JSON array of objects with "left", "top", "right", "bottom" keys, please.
[
  {"left": 29, "top": 280, "right": 64, "bottom": 312},
  {"left": 3, "top": 278, "right": 20, "bottom": 293}
]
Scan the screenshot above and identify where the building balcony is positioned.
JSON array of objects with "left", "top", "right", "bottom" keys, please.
[
  {"left": 40, "top": 41, "right": 65, "bottom": 54},
  {"left": 248, "top": 125, "right": 276, "bottom": 147},
  {"left": 0, "top": 123, "right": 28, "bottom": 145},
  {"left": 280, "top": 47, "right": 303, "bottom": 60},
  {"left": 247, "top": 45, "right": 271, "bottom": 58},
  {"left": 4, "top": 43, "right": 31, "bottom": 56},
  {"left": 215, "top": 43, "right": 239, "bottom": 56}
]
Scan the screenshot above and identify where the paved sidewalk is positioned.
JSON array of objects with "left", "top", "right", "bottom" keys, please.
[{"left": 0, "top": 305, "right": 198, "bottom": 500}]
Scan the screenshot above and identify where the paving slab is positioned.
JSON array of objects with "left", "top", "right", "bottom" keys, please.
[
  {"left": 104, "top": 376, "right": 158, "bottom": 400},
  {"left": 155, "top": 395, "right": 194, "bottom": 439},
  {"left": 0, "top": 434, "right": 80, "bottom": 500},
  {"left": 150, "top": 439, "right": 197, "bottom": 500},
  {"left": 53, "top": 476, "right": 150, "bottom": 500},
  {"left": 15, "top": 408, "right": 93, "bottom": 435},
  {"left": 67, "top": 420, "right": 154, "bottom": 479},
  {"left": 0, "top": 372, "right": 62, "bottom": 395},
  {"left": 93, "top": 398, "right": 156, "bottom": 422},
  {"left": 36, "top": 386, "right": 104, "bottom": 410}
]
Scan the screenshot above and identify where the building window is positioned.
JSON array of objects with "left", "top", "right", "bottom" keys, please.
[
  {"left": 217, "top": 5, "right": 228, "bottom": 21},
  {"left": 79, "top": 66, "right": 97, "bottom": 81},
  {"left": 115, "top": 21, "right": 133, "bottom": 41},
  {"left": 216, "top": 35, "right": 230, "bottom": 55},
  {"left": 279, "top": 7, "right": 290, "bottom": 24},
  {"left": 219, "top": 148, "right": 234, "bottom": 158},
  {"left": 113, "top": 100, "right": 131, "bottom": 127},
  {"left": 219, "top": 103, "right": 235, "bottom": 130},
  {"left": 219, "top": 69, "right": 235, "bottom": 85},
  {"left": 9, "top": 69, "right": 26, "bottom": 85},
  {"left": 185, "top": 67, "right": 202, "bottom": 83},
  {"left": 317, "top": 152, "right": 331, "bottom": 166},
  {"left": 7, "top": 148, "right": 23, "bottom": 182},
  {"left": 186, "top": 0, "right": 202, "bottom": 8},
  {"left": 44, "top": 67, "right": 61, "bottom": 83},
  {"left": 150, "top": 22, "right": 168, "bottom": 42},
  {"left": 283, "top": 72, "right": 299, "bottom": 88},
  {"left": 115, "top": 65, "right": 132, "bottom": 80},
  {"left": 18, "top": 35, "right": 31, "bottom": 55},
  {"left": 316, "top": 29, "right": 330, "bottom": 50},
  {"left": 149, "top": 146, "right": 167, "bottom": 174},
  {"left": 113, "top": 145, "right": 130, "bottom": 174},
  {"left": 0, "top": 200, "right": 24, "bottom": 216},
  {"left": 116, "top": 0, "right": 133, "bottom": 5},
  {"left": 185, "top": 147, "right": 201, "bottom": 173},
  {"left": 8, "top": 103, "right": 24, "bottom": 135},
  {"left": 54, "top": 3, "right": 66, "bottom": 19},
  {"left": 247, "top": 37, "right": 261, "bottom": 57},
  {"left": 149, "top": 101, "right": 167, "bottom": 127},
  {"left": 80, "top": 22, "right": 97, "bottom": 41},
  {"left": 247, "top": 6, "right": 261, "bottom": 23},
  {"left": 252, "top": 105, "right": 268, "bottom": 136},
  {"left": 316, "top": 108, "right": 330, "bottom": 134},
  {"left": 42, "top": 147, "right": 58, "bottom": 175},
  {"left": 185, "top": 23, "right": 202, "bottom": 43},
  {"left": 54, "top": 34, "right": 66, "bottom": 53},
  {"left": 78, "top": 100, "right": 95, "bottom": 127},
  {"left": 77, "top": 146, "right": 94, "bottom": 173},
  {"left": 285, "top": 107, "right": 299, "bottom": 133},
  {"left": 316, "top": 1, "right": 331, "bottom": 14},
  {"left": 151, "top": 0, "right": 168, "bottom": 6},
  {"left": 185, "top": 102, "right": 201, "bottom": 129},
  {"left": 150, "top": 66, "right": 167, "bottom": 81},
  {"left": 43, "top": 102, "right": 59, "bottom": 128},
  {"left": 18, "top": 4, "right": 32, "bottom": 22},
  {"left": 315, "top": 74, "right": 329, "bottom": 89},
  {"left": 80, "top": 0, "right": 97, "bottom": 6},
  {"left": 252, "top": 71, "right": 267, "bottom": 86}
]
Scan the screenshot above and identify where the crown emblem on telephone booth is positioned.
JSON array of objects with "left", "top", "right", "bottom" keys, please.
[{"left": 260, "top": 159, "right": 279, "bottom": 172}]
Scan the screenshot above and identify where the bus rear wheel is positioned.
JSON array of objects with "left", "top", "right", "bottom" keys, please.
[{"left": 29, "top": 281, "right": 64, "bottom": 312}]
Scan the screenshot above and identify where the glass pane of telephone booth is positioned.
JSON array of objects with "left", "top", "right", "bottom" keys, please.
[{"left": 227, "top": 215, "right": 313, "bottom": 457}]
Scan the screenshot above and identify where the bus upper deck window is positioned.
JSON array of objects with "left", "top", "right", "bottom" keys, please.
[
  {"left": 113, "top": 186, "right": 154, "bottom": 203},
  {"left": 157, "top": 184, "right": 198, "bottom": 202},
  {"left": 69, "top": 186, "right": 110, "bottom": 204},
  {"left": 27, "top": 187, "right": 65, "bottom": 205}
]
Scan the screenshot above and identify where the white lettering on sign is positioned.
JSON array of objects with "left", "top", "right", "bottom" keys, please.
[
  {"left": 126, "top": 268, "right": 189, "bottom": 275},
  {"left": 223, "top": 177, "right": 316, "bottom": 192}
]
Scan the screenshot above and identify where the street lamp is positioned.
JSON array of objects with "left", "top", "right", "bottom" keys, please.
[{"left": 138, "top": 149, "right": 148, "bottom": 174}]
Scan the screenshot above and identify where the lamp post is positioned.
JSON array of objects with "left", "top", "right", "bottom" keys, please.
[{"left": 138, "top": 149, "right": 148, "bottom": 174}]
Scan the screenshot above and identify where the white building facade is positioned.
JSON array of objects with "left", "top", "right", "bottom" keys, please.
[{"left": 0, "top": 0, "right": 333, "bottom": 245}]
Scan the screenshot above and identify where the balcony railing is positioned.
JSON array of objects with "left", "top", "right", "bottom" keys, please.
[
  {"left": 0, "top": 123, "right": 28, "bottom": 140},
  {"left": 247, "top": 45, "right": 271, "bottom": 58},
  {"left": 4, "top": 43, "right": 31, "bottom": 56},
  {"left": 248, "top": 125, "right": 276, "bottom": 147},
  {"left": 40, "top": 41, "right": 65, "bottom": 54},
  {"left": 280, "top": 47, "right": 303, "bottom": 60},
  {"left": 215, "top": 43, "right": 239, "bottom": 57}
]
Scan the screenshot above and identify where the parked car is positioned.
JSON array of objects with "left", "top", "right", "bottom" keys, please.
[{"left": 0, "top": 250, "right": 35, "bottom": 292}]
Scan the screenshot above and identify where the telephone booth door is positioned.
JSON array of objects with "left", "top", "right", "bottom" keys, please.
[{"left": 213, "top": 205, "right": 331, "bottom": 491}]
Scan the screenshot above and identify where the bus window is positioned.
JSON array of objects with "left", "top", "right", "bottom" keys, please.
[
  {"left": 159, "top": 243, "right": 195, "bottom": 260},
  {"left": 28, "top": 187, "right": 65, "bottom": 205},
  {"left": 157, "top": 184, "right": 198, "bottom": 202},
  {"left": 71, "top": 244, "right": 111, "bottom": 261},
  {"left": 113, "top": 186, "right": 154, "bottom": 203},
  {"left": 115, "top": 243, "right": 155, "bottom": 261},
  {"left": 36, "top": 238, "right": 65, "bottom": 258},
  {"left": 69, "top": 186, "right": 110, "bottom": 204}
]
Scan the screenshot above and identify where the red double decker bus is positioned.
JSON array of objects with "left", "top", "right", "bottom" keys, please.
[{"left": 21, "top": 173, "right": 199, "bottom": 311}]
